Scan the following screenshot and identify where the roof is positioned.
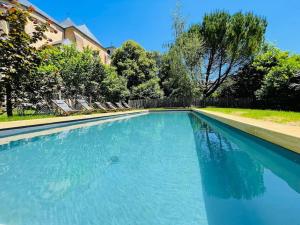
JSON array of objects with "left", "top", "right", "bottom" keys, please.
[
  {"left": 17, "top": 0, "right": 104, "bottom": 47},
  {"left": 18, "top": 0, "right": 61, "bottom": 26},
  {"left": 60, "top": 18, "right": 102, "bottom": 46},
  {"left": 77, "top": 25, "right": 101, "bottom": 45},
  {"left": 60, "top": 18, "right": 75, "bottom": 28}
]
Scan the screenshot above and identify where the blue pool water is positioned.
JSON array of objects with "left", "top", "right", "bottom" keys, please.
[{"left": 0, "top": 112, "right": 300, "bottom": 225}]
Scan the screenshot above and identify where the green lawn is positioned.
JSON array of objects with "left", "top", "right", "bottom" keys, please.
[
  {"left": 201, "top": 107, "right": 300, "bottom": 125},
  {"left": 0, "top": 111, "right": 55, "bottom": 122},
  {"left": 0, "top": 109, "right": 124, "bottom": 122}
]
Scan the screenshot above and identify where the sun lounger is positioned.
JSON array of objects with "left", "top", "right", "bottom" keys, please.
[
  {"left": 122, "top": 102, "right": 132, "bottom": 109},
  {"left": 77, "top": 99, "right": 94, "bottom": 112},
  {"left": 94, "top": 102, "right": 112, "bottom": 112},
  {"left": 66, "top": 99, "right": 75, "bottom": 109},
  {"left": 106, "top": 102, "right": 118, "bottom": 111},
  {"left": 52, "top": 100, "right": 79, "bottom": 115},
  {"left": 35, "top": 101, "right": 52, "bottom": 115},
  {"left": 115, "top": 102, "right": 127, "bottom": 111}
]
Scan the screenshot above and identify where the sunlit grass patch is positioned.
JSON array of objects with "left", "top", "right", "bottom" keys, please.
[{"left": 202, "top": 107, "right": 300, "bottom": 125}]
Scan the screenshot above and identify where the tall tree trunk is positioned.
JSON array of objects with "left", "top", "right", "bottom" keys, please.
[{"left": 5, "top": 82, "right": 13, "bottom": 117}]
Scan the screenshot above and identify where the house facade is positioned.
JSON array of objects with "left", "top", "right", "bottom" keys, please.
[{"left": 0, "top": 0, "right": 112, "bottom": 65}]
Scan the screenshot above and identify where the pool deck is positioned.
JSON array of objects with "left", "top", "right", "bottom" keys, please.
[
  {"left": 0, "top": 110, "right": 148, "bottom": 131},
  {"left": 194, "top": 109, "right": 300, "bottom": 154}
]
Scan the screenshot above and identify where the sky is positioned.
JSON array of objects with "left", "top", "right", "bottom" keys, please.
[{"left": 29, "top": 0, "right": 300, "bottom": 53}]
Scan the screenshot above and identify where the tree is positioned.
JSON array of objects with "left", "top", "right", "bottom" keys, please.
[
  {"left": 38, "top": 45, "right": 129, "bottom": 102},
  {"left": 0, "top": 2, "right": 51, "bottom": 116},
  {"left": 101, "top": 66, "right": 130, "bottom": 102},
  {"left": 27, "top": 62, "right": 63, "bottom": 103},
  {"left": 215, "top": 63, "right": 265, "bottom": 99},
  {"left": 214, "top": 44, "right": 286, "bottom": 99},
  {"left": 159, "top": 50, "right": 201, "bottom": 99},
  {"left": 189, "top": 11, "right": 267, "bottom": 98},
  {"left": 131, "top": 78, "right": 163, "bottom": 99},
  {"left": 158, "top": 3, "right": 203, "bottom": 99},
  {"left": 111, "top": 40, "right": 163, "bottom": 99},
  {"left": 255, "top": 48, "right": 300, "bottom": 101},
  {"left": 38, "top": 45, "right": 106, "bottom": 101}
]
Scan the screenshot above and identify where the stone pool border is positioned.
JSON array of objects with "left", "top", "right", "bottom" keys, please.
[
  {"left": 0, "top": 110, "right": 149, "bottom": 141},
  {"left": 0, "top": 110, "right": 148, "bottom": 131},
  {"left": 193, "top": 109, "right": 300, "bottom": 154}
]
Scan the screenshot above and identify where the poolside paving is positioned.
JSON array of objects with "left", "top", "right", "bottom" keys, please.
[
  {"left": 195, "top": 109, "right": 300, "bottom": 154},
  {"left": 0, "top": 110, "right": 147, "bottom": 130}
]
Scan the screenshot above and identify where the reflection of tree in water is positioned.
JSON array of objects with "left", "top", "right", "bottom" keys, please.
[{"left": 189, "top": 113, "right": 265, "bottom": 200}]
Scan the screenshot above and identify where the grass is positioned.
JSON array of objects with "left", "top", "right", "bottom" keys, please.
[
  {"left": 0, "top": 109, "right": 96, "bottom": 122},
  {"left": 0, "top": 111, "right": 55, "bottom": 122},
  {"left": 0, "top": 108, "right": 134, "bottom": 122},
  {"left": 201, "top": 107, "right": 300, "bottom": 125}
]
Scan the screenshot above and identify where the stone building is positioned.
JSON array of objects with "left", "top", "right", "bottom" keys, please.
[{"left": 0, "top": 0, "right": 112, "bottom": 64}]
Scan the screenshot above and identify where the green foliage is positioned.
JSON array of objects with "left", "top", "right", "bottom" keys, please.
[
  {"left": 159, "top": 5, "right": 203, "bottom": 99},
  {"left": 27, "top": 63, "right": 63, "bottom": 103},
  {"left": 101, "top": 66, "right": 130, "bottom": 102},
  {"left": 214, "top": 63, "right": 265, "bottom": 99},
  {"left": 196, "top": 11, "right": 267, "bottom": 97},
  {"left": 0, "top": 3, "right": 50, "bottom": 116},
  {"left": 38, "top": 45, "right": 129, "bottom": 102},
  {"left": 131, "top": 78, "right": 163, "bottom": 99},
  {"left": 215, "top": 44, "right": 300, "bottom": 109},
  {"left": 158, "top": 52, "right": 201, "bottom": 98},
  {"left": 112, "top": 40, "right": 163, "bottom": 99},
  {"left": 161, "top": 10, "right": 267, "bottom": 99},
  {"left": 255, "top": 48, "right": 300, "bottom": 100}
]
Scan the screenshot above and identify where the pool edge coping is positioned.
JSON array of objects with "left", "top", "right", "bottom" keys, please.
[
  {"left": 0, "top": 110, "right": 149, "bottom": 131},
  {"left": 193, "top": 109, "right": 300, "bottom": 154}
]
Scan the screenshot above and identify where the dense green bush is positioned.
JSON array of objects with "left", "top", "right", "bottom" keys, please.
[
  {"left": 131, "top": 78, "right": 163, "bottom": 99},
  {"left": 255, "top": 48, "right": 300, "bottom": 100},
  {"left": 101, "top": 66, "right": 130, "bottom": 102},
  {"left": 214, "top": 45, "right": 300, "bottom": 109}
]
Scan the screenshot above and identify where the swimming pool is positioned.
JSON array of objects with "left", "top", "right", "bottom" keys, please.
[{"left": 0, "top": 111, "right": 300, "bottom": 225}]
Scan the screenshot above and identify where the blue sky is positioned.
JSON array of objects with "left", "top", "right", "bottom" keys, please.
[{"left": 29, "top": 0, "right": 300, "bottom": 53}]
